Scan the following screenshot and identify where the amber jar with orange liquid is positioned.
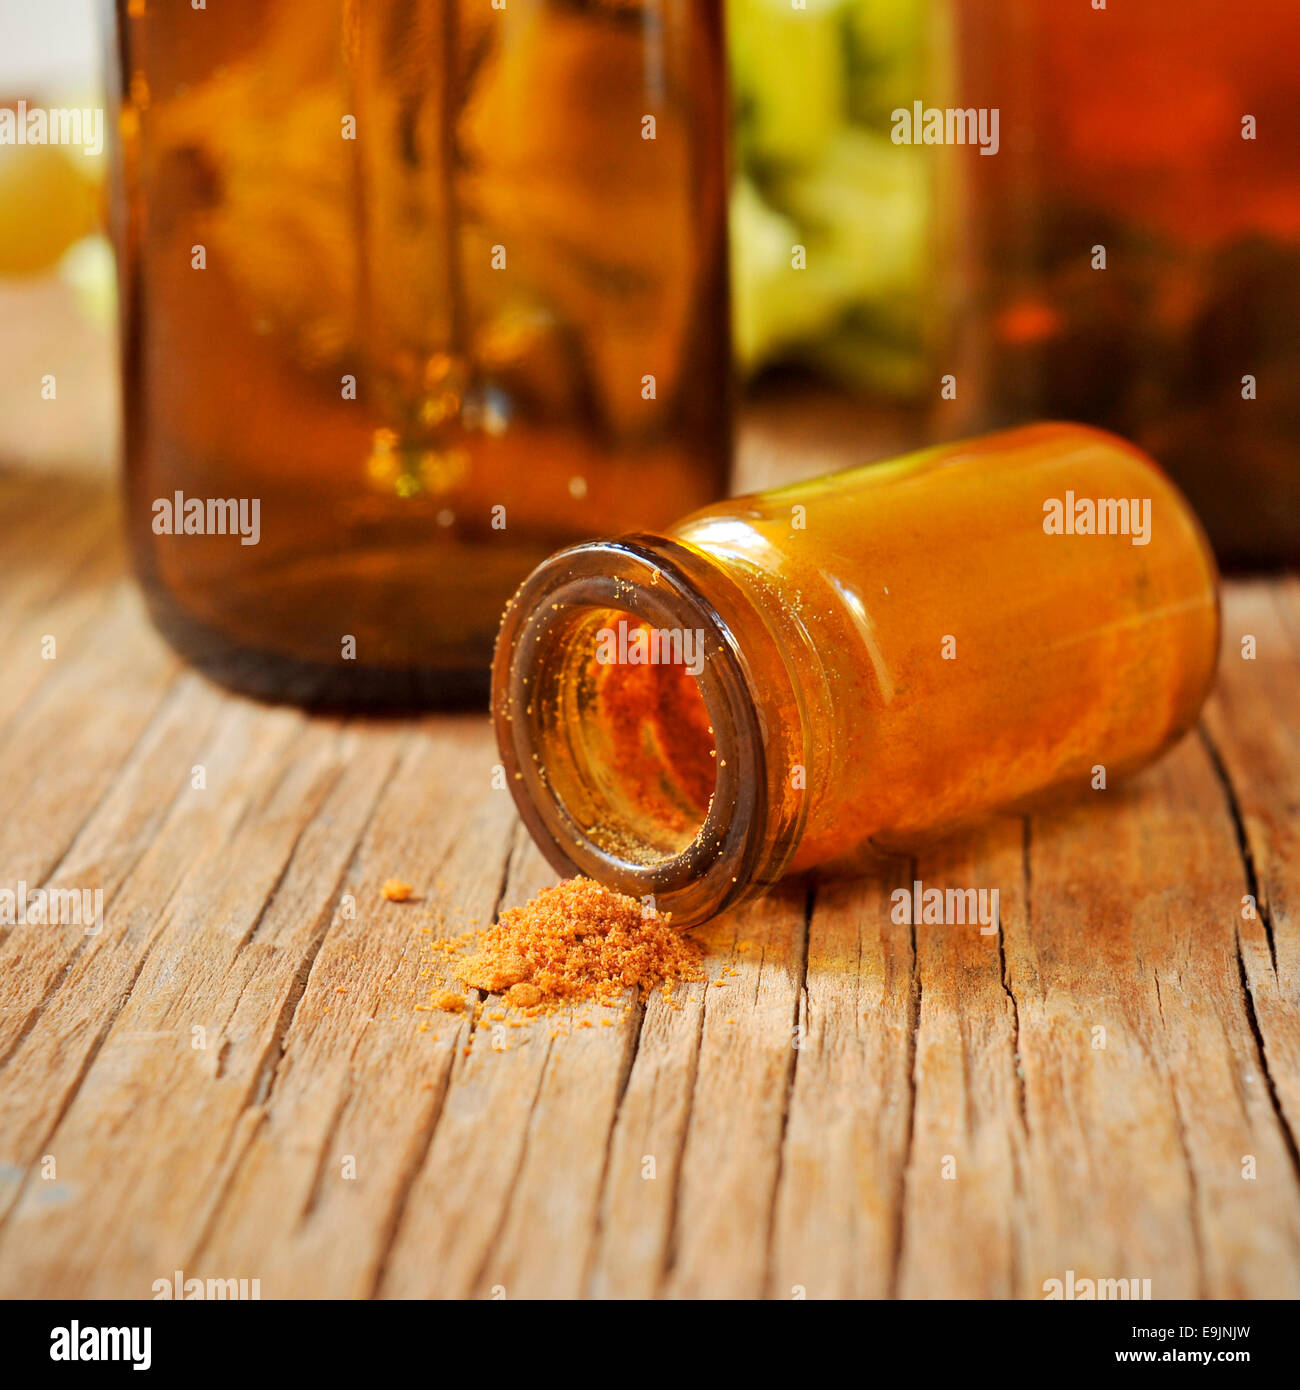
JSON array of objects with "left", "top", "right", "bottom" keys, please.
[
  {"left": 494, "top": 423, "right": 1219, "bottom": 926},
  {"left": 954, "top": 0, "right": 1300, "bottom": 566},
  {"left": 109, "top": 0, "right": 730, "bottom": 705}
]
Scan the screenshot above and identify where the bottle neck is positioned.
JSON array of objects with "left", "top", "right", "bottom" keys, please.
[{"left": 492, "top": 535, "right": 812, "bottom": 927}]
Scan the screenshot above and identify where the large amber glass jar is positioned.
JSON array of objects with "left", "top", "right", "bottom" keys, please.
[
  {"left": 955, "top": 0, "right": 1300, "bottom": 566},
  {"left": 109, "top": 1, "right": 730, "bottom": 705},
  {"left": 494, "top": 424, "right": 1219, "bottom": 926}
]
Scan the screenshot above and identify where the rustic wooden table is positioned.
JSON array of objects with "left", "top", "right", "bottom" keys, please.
[{"left": 1, "top": 388, "right": 1297, "bottom": 1300}]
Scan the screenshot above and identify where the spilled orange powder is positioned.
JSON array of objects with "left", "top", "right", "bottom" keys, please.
[{"left": 431, "top": 877, "right": 704, "bottom": 1018}]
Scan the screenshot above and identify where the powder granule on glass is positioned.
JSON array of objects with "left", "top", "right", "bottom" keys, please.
[{"left": 440, "top": 877, "right": 704, "bottom": 1018}]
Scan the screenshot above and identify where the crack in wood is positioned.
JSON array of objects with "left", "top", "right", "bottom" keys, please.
[
  {"left": 0, "top": 670, "right": 185, "bottom": 934},
  {"left": 248, "top": 737, "right": 414, "bottom": 1113},
  {"left": 467, "top": 1034, "right": 556, "bottom": 1297},
  {"left": 231, "top": 748, "right": 350, "bottom": 958},
  {"left": 183, "top": 734, "right": 416, "bottom": 1272},
  {"left": 763, "top": 879, "right": 814, "bottom": 1295},
  {"left": 1196, "top": 723, "right": 1300, "bottom": 1188},
  {"left": 1000, "top": 817, "right": 1030, "bottom": 1133},
  {"left": 365, "top": 1046, "right": 458, "bottom": 1297},
  {"left": 656, "top": 969, "right": 709, "bottom": 1292},
  {"left": 1167, "top": 1075, "right": 1210, "bottom": 1300},
  {"left": 888, "top": 854, "right": 922, "bottom": 1299},
  {"left": 581, "top": 991, "right": 646, "bottom": 1297},
  {"left": 366, "top": 816, "right": 521, "bottom": 1295},
  {"left": 0, "top": 906, "right": 171, "bottom": 1231},
  {"left": 1234, "top": 934, "right": 1300, "bottom": 1190},
  {"left": 1199, "top": 724, "right": 1278, "bottom": 976}
]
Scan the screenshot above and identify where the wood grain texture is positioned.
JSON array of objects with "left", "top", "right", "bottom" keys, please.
[{"left": 0, "top": 419, "right": 1297, "bottom": 1299}]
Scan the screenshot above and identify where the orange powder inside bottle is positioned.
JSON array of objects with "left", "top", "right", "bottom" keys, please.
[{"left": 587, "top": 617, "right": 717, "bottom": 842}]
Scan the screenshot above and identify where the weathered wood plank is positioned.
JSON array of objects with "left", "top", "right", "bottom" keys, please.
[
  {"left": 387, "top": 878, "right": 809, "bottom": 1299},
  {"left": 0, "top": 672, "right": 225, "bottom": 1078},
  {"left": 440, "top": 839, "right": 640, "bottom": 1300},
  {"left": 0, "top": 536, "right": 126, "bottom": 739},
  {"left": 183, "top": 721, "right": 514, "bottom": 1299},
  {"left": 0, "top": 478, "right": 117, "bottom": 649},
  {"left": 1010, "top": 735, "right": 1300, "bottom": 1300},
  {"left": 765, "top": 580, "right": 1300, "bottom": 1300},
  {"left": 380, "top": 832, "right": 712, "bottom": 1301},
  {"left": 0, "top": 580, "right": 178, "bottom": 885},
  {"left": 582, "top": 952, "right": 710, "bottom": 1297},
  {"left": 1, "top": 449, "right": 1297, "bottom": 1299},
  {"left": 1202, "top": 581, "right": 1300, "bottom": 1160},
  {"left": 766, "top": 865, "right": 916, "bottom": 1300},
  {"left": 373, "top": 835, "right": 573, "bottom": 1300},
  {"left": 894, "top": 821, "right": 1029, "bottom": 1299},
  {"left": 656, "top": 887, "right": 807, "bottom": 1299},
  {"left": 0, "top": 701, "right": 352, "bottom": 1277}
]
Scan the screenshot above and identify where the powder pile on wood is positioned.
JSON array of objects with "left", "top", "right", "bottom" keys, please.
[{"left": 435, "top": 877, "right": 703, "bottom": 1017}]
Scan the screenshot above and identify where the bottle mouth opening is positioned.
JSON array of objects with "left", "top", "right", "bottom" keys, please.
[
  {"left": 493, "top": 540, "right": 770, "bottom": 926},
  {"left": 528, "top": 604, "right": 718, "bottom": 863}
]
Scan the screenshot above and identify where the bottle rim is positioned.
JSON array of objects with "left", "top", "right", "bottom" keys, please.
[{"left": 491, "top": 536, "right": 777, "bottom": 927}]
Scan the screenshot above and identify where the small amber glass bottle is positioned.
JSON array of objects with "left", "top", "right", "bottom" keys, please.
[{"left": 493, "top": 423, "right": 1220, "bottom": 926}]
